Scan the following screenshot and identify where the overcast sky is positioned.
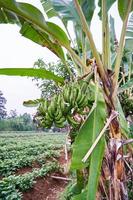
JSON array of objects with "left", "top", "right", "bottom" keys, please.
[{"left": 0, "top": 0, "right": 122, "bottom": 115}]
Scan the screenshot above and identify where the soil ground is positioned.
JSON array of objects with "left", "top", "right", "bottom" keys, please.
[
  {"left": 22, "top": 151, "right": 70, "bottom": 200},
  {"left": 23, "top": 172, "right": 68, "bottom": 200}
]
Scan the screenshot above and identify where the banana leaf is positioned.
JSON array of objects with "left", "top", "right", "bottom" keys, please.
[
  {"left": 0, "top": 68, "right": 64, "bottom": 84},
  {"left": 71, "top": 85, "right": 106, "bottom": 199},
  {"left": 0, "top": 0, "right": 70, "bottom": 61}
]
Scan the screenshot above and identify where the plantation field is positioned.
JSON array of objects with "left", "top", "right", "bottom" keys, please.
[{"left": 0, "top": 132, "right": 67, "bottom": 200}]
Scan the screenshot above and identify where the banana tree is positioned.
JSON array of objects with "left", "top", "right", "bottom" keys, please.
[{"left": 0, "top": 0, "right": 133, "bottom": 199}]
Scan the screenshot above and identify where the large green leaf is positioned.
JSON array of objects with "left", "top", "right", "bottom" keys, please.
[
  {"left": 71, "top": 86, "right": 106, "bottom": 169},
  {"left": 125, "top": 13, "right": 133, "bottom": 51},
  {"left": 40, "top": 0, "right": 57, "bottom": 18},
  {"left": 98, "top": 0, "right": 116, "bottom": 18},
  {"left": 126, "top": 13, "right": 133, "bottom": 38},
  {"left": 0, "top": 2, "right": 65, "bottom": 61},
  {"left": 20, "top": 22, "right": 65, "bottom": 61},
  {"left": 50, "top": 0, "right": 80, "bottom": 24},
  {"left": 0, "top": 0, "right": 70, "bottom": 48},
  {"left": 0, "top": 68, "right": 64, "bottom": 83},
  {"left": 118, "top": 0, "right": 133, "bottom": 21},
  {"left": 79, "top": 0, "right": 95, "bottom": 24},
  {"left": 41, "top": 0, "right": 95, "bottom": 53},
  {"left": 71, "top": 87, "right": 106, "bottom": 197},
  {"left": 0, "top": 6, "right": 20, "bottom": 24},
  {"left": 71, "top": 85, "right": 106, "bottom": 199},
  {"left": 49, "top": 0, "right": 95, "bottom": 25}
]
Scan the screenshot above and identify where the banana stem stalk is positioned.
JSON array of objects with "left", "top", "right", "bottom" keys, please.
[
  {"left": 113, "top": 0, "right": 132, "bottom": 100},
  {"left": 102, "top": 0, "right": 110, "bottom": 69},
  {"left": 74, "top": 0, "right": 106, "bottom": 82}
]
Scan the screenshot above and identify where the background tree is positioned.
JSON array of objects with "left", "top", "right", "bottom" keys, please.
[
  {"left": 0, "top": 112, "right": 37, "bottom": 131},
  {"left": 0, "top": 90, "right": 7, "bottom": 120},
  {"left": 8, "top": 109, "right": 17, "bottom": 119},
  {"left": 33, "top": 58, "right": 75, "bottom": 98}
]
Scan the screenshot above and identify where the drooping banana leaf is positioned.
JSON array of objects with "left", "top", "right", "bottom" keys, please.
[
  {"left": 98, "top": 0, "right": 116, "bottom": 18},
  {"left": 40, "top": 0, "right": 57, "bottom": 18},
  {"left": 41, "top": 0, "right": 95, "bottom": 25},
  {"left": 40, "top": 0, "right": 95, "bottom": 53},
  {"left": 23, "top": 98, "right": 44, "bottom": 107},
  {"left": 0, "top": 0, "right": 70, "bottom": 61},
  {"left": 20, "top": 22, "right": 65, "bottom": 61},
  {"left": 0, "top": 68, "right": 64, "bottom": 83},
  {"left": 118, "top": 0, "right": 133, "bottom": 21},
  {"left": 71, "top": 84, "right": 106, "bottom": 199},
  {"left": 125, "top": 13, "right": 133, "bottom": 51}
]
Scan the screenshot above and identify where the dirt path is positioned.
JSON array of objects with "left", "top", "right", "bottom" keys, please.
[
  {"left": 22, "top": 151, "right": 70, "bottom": 200},
  {"left": 23, "top": 172, "right": 68, "bottom": 200}
]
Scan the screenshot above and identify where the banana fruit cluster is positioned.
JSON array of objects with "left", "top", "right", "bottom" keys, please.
[{"left": 35, "top": 80, "right": 90, "bottom": 129}]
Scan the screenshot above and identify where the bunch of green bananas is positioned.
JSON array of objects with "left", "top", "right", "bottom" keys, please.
[{"left": 35, "top": 80, "right": 91, "bottom": 129}]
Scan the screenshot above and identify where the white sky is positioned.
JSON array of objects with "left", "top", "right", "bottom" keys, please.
[{"left": 0, "top": 0, "right": 122, "bottom": 115}]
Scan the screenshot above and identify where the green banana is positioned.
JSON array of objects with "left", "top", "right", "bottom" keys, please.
[
  {"left": 50, "top": 97, "right": 57, "bottom": 113},
  {"left": 77, "top": 95, "right": 87, "bottom": 108},
  {"left": 60, "top": 96, "right": 66, "bottom": 114},
  {"left": 67, "top": 115, "right": 80, "bottom": 127},
  {"left": 47, "top": 105, "right": 54, "bottom": 119},
  {"left": 55, "top": 116, "right": 66, "bottom": 124},
  {"left": 43, "top": 100, "right": 49, "bottom": 112},
  {"left": 80, "top": 81, "right": 88, "bottom": 93},
  {"left": 76, "top": 85, "right": 82, "bottom": 104},
  {"left": 45, "top": 113, "right": 53, "bottom": 123},
  {"left": 54, "top": 121, "right": 64, "bottom": 128},
  {"left": 55, "top": 109, "right": 63, "bottom": 121},
  {"left": 64, "top": 85, "right": 71, "bottom": 103}
]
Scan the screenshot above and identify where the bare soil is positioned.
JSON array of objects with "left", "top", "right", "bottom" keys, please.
[
  {"left": 22, "top": 150, "right": 70, "bottom": 200},
  {"left": 23, "top": 172, "right": 68, "bottom": 200}
]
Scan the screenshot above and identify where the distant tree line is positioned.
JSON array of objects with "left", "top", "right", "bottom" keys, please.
[
  {"left": 0, "top": 90, "right": 37, "bottom": 131},
  {"left": 0, "top": 112, "right": 37, "bottom": 131}
]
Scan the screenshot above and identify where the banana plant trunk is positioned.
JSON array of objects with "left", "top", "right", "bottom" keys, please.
[{"left": 102, "top": 73, "right": 127, "bottom": 199}]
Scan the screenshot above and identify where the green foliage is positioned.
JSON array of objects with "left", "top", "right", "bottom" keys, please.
[
  {"left": 33, "top": 59, "right": 73, "bottom": 99},
  {"left": 71, "top": 86, "right": 106, "bottom": 199},
  {"left": 0, "top": 162, "right": 58, "bottom": 199},
  {"left": 0, "top": 113, "right": 36, "bottom": 131},
  {"left": 0, "top": 133, "right": 64, "bottom": 176},
  {"left": 0, "top": 180, "right": 22, "bottom": 200},
  {"left": 118, "top": 0, "right": 133, "bottom": 20},
  {"left": 0, "top": 68, "right": 64, "bottom": 84},
  {"left": 0, "top": 0, "right": 70, "bottom": 49},
  {"left": 0, "top": 132, "right": 65, "bottom": 199},
  {"left": 71, "top": 86, "right": 106, "bottom": 169},
  {"left": 98, "top": 0, "right": 116, "bottom": 18},
  {"left": 0, "top": 91, "right": 7, "bottom": 120}
]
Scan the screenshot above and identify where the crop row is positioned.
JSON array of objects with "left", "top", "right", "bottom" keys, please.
[
  {"left": 0, "top": 149, "right": 60, "bottom": 176},
  {"left": 0, "top": 141, "right": 62, "bottom": 154},
  {"left": 0, "top": 144, "right": 62, "bottom": 160},
  {"left": 0, "top": 133, "right": 65, "bottom": 145},
  {"left": 0, "top": 162, "right": 59, "bottom": 200}
]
